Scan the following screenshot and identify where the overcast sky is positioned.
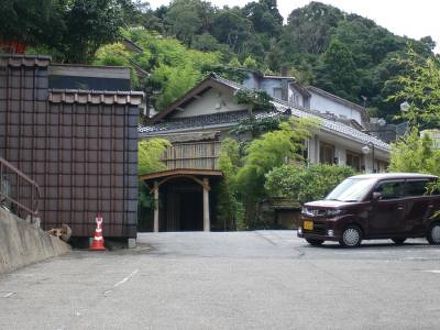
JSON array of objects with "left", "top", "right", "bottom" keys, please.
[{"left": 151, "top": 0, "right": 440, "bottom": 53}]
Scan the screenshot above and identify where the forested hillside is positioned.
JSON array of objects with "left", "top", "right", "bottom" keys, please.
[{"left": 2, "top": 0, "right": 436, "bottom": 122}]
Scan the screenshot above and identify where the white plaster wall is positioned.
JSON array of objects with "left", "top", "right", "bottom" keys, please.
[
  {"left": 288, "top": 86, "right": 305, "bottom": 108},
  {"left": 242, "top": 74, "right": 260, "bottom": 90},
  {"left": 260, "top": 79, "right": 284, "bottom": 99},
  {"left": 173, "top": 88, "right": 249, "bottom": 118},
  {"left": 309, "top": 92, "right": 363, "bottom": 125}
]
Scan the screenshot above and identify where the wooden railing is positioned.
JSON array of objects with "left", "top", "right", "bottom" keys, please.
[
  {"left": 0, "top": 157, "right": 41, "bottom": 219},
  {"left": 161, "top": 141, "right": 221, "bottom": 170}
]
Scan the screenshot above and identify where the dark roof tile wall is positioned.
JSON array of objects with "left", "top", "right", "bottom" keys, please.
[
  {"left": 0, "top": 55, "right": 51, "bottom": 68},
  {"left": 49, "top": 89, "right": 144, "bottom": 105}
]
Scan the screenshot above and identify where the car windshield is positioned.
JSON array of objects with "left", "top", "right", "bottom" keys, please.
[{"left": 326, "top": 177, "right": 377, "bottom": 202}]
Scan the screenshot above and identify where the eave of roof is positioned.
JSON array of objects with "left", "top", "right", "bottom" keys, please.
[
  {"left": 139, "top": 168, "right": 223, "bottom": 181},
  {"left": 0, "top": 54, "right": 51, "bottom": 68},
  {"left": 49, "top": 89, "right": 144, "bottom": 105}
]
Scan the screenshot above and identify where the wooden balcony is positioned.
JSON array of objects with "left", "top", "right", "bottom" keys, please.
[{"left": 161, "top": 141, "right": 221, "bottom": 170}]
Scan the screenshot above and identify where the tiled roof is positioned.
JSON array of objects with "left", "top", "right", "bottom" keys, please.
[
  {"left": 49, "top": 89, "right": 144, "bottom": 105},
  {"left": 139, "top": 75, "right": 390, "bottom": 151},
  {"left": 138, "top": 110, "right": 282, "bottom": 136},
  {"left": 0, "top": 55, "right": 51, "bottom": 68},
  {"left": 271, "top": 97, "right": 389, "bottom": 150}
]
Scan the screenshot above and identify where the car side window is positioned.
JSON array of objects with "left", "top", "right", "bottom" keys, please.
[
  {"left": 402, "top": 180, "right": 429, "bottom": 197},
  {"left": 374, "top": 181, "right": 402, "bottom": 200}
]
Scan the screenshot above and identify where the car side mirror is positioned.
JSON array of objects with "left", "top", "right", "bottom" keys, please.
[{"left": 372, "top": 192, "right": 382, "bottom": 201}]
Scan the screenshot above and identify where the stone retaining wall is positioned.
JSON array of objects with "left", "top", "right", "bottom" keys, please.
[{"left": 0, "top": 207, "right": 71, "bottom": 274}]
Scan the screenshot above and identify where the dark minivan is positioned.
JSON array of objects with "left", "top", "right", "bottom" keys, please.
[{"left": 298, "top": 173, "right": 440, "bottom": 247}]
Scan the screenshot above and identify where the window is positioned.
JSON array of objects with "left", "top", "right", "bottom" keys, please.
[
  {"left": 319, "top": 142, "right": 335, "bottom": 164},
  {"left": 402, "top": 180, "right": 429, "bottom": 197},
  {"left": 346, "top": 151, "right": 362, "bottom": 172},
  {"left": 374, "top": 181, "right": 402, "bottom": 200},
  {"left": 273, "top": 88, "right": 282, "bottom": 99}
]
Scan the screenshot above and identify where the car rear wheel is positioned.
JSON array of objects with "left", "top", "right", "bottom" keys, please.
[
  {"left": 392, "top": 238, "right": 406, "bottom": 245},
  {"left": 339, "top": 225, "right": 362, "bottom": 248},
  {"left": 306, "top": 239, "right": 324, "bottom": 246},
  {"left": 427, "top": 223, "right": 440, "bottom": 245}
]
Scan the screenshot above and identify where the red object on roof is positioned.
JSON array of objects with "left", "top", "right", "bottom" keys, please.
[{"left": 0, "top": 40, "right": 27, "bottom": 54}]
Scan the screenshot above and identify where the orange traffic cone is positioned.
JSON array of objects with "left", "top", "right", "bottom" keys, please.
[{"left": 90, "top": 214, "right": 106, "bottom": 251}]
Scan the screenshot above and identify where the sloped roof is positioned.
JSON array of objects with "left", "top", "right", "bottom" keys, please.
[{"left": 139, "top": 74, "right": 389, "bottom": 151}]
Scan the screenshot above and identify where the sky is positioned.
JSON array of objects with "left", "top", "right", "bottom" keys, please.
[{"left": 151, "top": 0, "right": 440, "bottom": 53}]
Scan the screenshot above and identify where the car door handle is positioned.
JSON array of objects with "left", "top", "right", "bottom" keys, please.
[{"left": 397, "top": 206, "right": 404, "bottom": 210}]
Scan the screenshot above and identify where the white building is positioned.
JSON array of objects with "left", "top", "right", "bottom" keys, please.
[{"left": 243, "top": 73, "right": 367, "bottom": 129}]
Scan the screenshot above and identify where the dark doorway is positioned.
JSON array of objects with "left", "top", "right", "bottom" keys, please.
[
  {"left": 160, "top": 179, "right": 204, "bottom": 231},
  {"left": 179, "top": 190, "right": 203, "bottom": 231}
]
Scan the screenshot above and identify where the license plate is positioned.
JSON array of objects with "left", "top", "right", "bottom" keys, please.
[{"left": 303, "top": 220, "right": 313, "bottom": 231}]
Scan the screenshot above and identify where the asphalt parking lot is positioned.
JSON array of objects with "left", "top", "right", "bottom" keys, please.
[{"left": 1, "top": 231, "right": 440, "bottom": 329}]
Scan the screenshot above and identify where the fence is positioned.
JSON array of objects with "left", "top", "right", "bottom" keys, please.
[
  {"left": 0, "top": 156, "right": 41, "bottom": 219},
  {"left": 161, "top": 141, "right": 221, "bottom": 170}
]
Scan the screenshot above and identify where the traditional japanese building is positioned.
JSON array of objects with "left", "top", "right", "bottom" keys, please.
[{"left": 139, "top": 74, "right": 390, "bottom": 232}]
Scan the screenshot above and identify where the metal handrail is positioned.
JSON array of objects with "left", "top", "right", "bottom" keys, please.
[{"left": 0, "top": 156, "right": 41, "bottom": 217}]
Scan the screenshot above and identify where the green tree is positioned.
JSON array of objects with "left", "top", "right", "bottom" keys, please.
[
  {"left": 265, "top": 164, "right": 355, "bottom": 204},
  {"left": 0, "top": 0, "right": 65, "bottom": 47},
  {"left": 388, "top": 49, "right": 440, "bottom": 128},
  {"left": 315, "top": 39, "right": 360, "bottom": 102},
  {"left": 389, "top": 128, "right": 440, "bottom": 176},
  {"left": 138, "top": 138, "right": 171, "bottom": 175},
  {"left": 236, "top": 117, "right": 317, "bottom": 225},
  {"left": 216, "top": 138, "right": 245, "bottom": 230},
  {"left": 61, "top": 0, "right": 128, "bottom": 63}
]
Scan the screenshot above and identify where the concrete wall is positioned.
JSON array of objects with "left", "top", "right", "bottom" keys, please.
[
  {"left": 173, "top": 88, "right": 248, "bottom": 118},
  {"left": 0, "top": 207, "right": 71, "bottom": 274},
  {"left": 309, "top": 92, "right": 363, "bottom": 126}
]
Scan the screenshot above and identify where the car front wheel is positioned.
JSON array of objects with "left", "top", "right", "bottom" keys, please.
[
  {"left": 339, "top": 225, "right": 362, "bottom": 248},
  {"left": 427, "top": 223, "right": 440, "bottom": 245}
]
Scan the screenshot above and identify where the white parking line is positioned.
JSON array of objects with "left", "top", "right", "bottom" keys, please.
[
  {"left": 3, "top": 292, "right": 15, "bottom": 298},
  {"left": 423, "top": 270, "right": 440, "bottom": 274},
  {"left": 104, "top": 269, "right": 139, "bottom": 296}
]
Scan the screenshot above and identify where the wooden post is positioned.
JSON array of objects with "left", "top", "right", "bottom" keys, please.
[
  {"left": 203, "top": 177, "right": 210, "bottom": 232},
  {"left": 153, "top": 181, "right": 159, "bottom": 233}
]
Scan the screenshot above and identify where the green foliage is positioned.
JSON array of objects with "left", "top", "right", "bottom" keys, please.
[
  {"left": 138, "top": 137, "right": 171, "bottom": 211},
  {"left": 236, "top": 117, "right": 317, "bottom": 224},
  {"left": 389, "top": 128, "right": 440, "bottom": 176},
  {"left": 234, "top": 89, "right": 273, "bottom": 113},
  {"left": 15, "top": 0, "right": 437, "bottom": 123},
  {"left": 243, "top": 56, "right": 259, "bottom": 70},
  {"left": 93, "top": 42, "right": 140, "bottom": 87},
  {"left": 216, "top": 138, "right": 245, "bottom": 230},
  {"left": 315, "top": 39, "right": 360, "bottom": 102},
  {"left": 216, "top": 117, "right": 318, "bottom": 229},
  {"left": 388, "top": 49, "right": 440, "bottom": 128},
  {"left": 231, "top": 117, "right": 282, "bottom": 136},
  {"left": 138, "top": 138, "right": 171, "bottom": 175},
  {"left": 0, "top": 0, "right": 65, "bottom": 46},
  {"left": 109, "top": 28, "right": 221, "bottom": 110},
  {"left": 265, "top": 164, "right": 355, "bottom": 204}
]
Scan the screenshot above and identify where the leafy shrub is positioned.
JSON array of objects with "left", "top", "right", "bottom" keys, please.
[
  {"left": 389, "top": 128, "right": 440, "bottom": 176},
  {"left": 265, "top": 164, "right": 355, "bottom": 204}
]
